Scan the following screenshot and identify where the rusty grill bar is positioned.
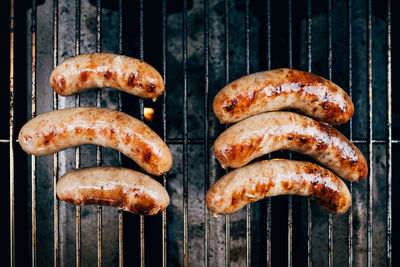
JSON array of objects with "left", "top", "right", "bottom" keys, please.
[{"left": 8, "top": 0, "right": 395, "bottom": 266}]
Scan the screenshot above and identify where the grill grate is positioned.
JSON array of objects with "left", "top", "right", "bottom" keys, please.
[{"left": 7, "top": 0, "right": 396, "bottom": 266}]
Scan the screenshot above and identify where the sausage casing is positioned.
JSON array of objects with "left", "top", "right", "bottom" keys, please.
[
  {"left": 57, "top": 167, "right": 170, "bottom": 215},
  {"left": 206, "top": 159, "right": 351, "bottom": 215},
  {"left": 213, "top": 68, "right": 354, "bottom": 125},
  {"left": 50, "top": 53, "right": 164, "bottom": 101},
  {"left": 213, "top": 111, "right": 367, "bottom": 181},
  {"left": 18, "top": 107, "right": 172, "bottom": 176}
]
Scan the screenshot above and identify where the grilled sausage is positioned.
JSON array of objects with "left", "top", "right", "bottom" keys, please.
[
  {"left": 213, "top": 111, "right": 367, "bottom": 181},
  {"left": 18, "top": 107, "right": 172, "bottom": 176},
  {"left": 206, "top": 159, "right": 351, "bottom": 215},
  {"left": 50, "top": 53, "right": 164, "bottom": 101},
  {"left": 57, "top": 167, "right": 169, "bottom": 215},
  {"left": 213, "top": 68, "right": 354, "bottom": 125}
]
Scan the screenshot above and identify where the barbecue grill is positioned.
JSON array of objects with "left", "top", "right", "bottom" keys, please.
[{"left": 7, "top": 0, "right": 398, "bottom": 266}]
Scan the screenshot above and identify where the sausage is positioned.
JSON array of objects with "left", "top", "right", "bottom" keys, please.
[
  {"left": 57, "top": 167, "right": 169, "bottom": 215},
  {"left": 213, "top": 68, "right": 354, "bottom": 125},
  {"left": 206, "top": 159, "right": 351, "bottom": 215},
  {"left": 18, "top": 107, "right": 172, "bottom": 176},
  {"left": 213, "top": 111, "right": 367, "bottom": 181},
  {"left": 50, "top": 53, "right": 164, "bottom": 101}
]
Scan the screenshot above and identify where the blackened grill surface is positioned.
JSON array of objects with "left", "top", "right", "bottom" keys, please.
[{"left": 5, "top": 0, "right": 400, "bottom": 266}]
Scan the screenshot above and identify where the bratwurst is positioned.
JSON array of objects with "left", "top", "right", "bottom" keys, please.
[
  {"left": 18, "top": 107, "right": 172, "bottom": 176},
  {"left": 213, "top": 111, "right": 367, "bottom": 181},
  {"left": 57, "top": 167, "right": 169, "bottom": 215},
  {"left": 50, "top": 53, "right": 164, "bottom": 101},
  {"left": 213, "top": 68, "right": 353, "bottom": 125},
  {"left": 206, "top": 159, "right": 351, "bottom": 215}
]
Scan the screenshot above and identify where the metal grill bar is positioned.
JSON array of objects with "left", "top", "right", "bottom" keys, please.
[
  {"left": 366, "top": 0, "right": 373, "bottom": 266},
  {"left": 347, "top": 1, "right": 354, "bottom": 266},
  {"left": 118, "top": 209, "right": 123, "bottom": 267},
  {"left": 10, "top": 1, "right": 395, "bottom": 266},
  {"left": 9, "top": 0, "right": 15, "bottom": 265},
  {"left": 265, "top": 1, "right": 272, "bottom": 265},
  {"left": 327, "top": 1, "right": 333, "bottom": 265},
  {"left": 386, "top": 1, "right": 392, "bottom": 265},
  {"left": 95, "top": 2, "right": 103, "bottom": 266},
  {"left": 161, "top": 0, "right": 168, "bottom": 266},
  {"left": 224, "top": 1, "right": 231, "bottom": 266},
  {"left": 244, "top": 1, "right": 251, "bottom": 266},
  {"left": 182, "top": 0, "right": 189, "bottom": 266},
  {"left": 204, "top": 0, "right": 210, "bottom": 266},
  {"left": 31, "top": 1, "right": 37, "bottom": 265},
  {"left": 161, "top": 0, "right": 169, "bottom": 264},
  {"left": 5, "top": 137, "right": 399, "bottom": 145},
  {"left": 137, "top": 1, "right": 145, "bottom": 266},
  {"left": 74, "top": 1, "right": 81, "bottom": 265},
  {"left": 306, "top": 0, "right": 312, "bottom": 266},
  {"left": 52, "top": 1, "right": 59, "bottom": 266},
  {"left": 117, "top": 1, "right": 124, "bottom": 266},
  {"left": 287, "top": 1, "right": 293, "bottom": 266}
]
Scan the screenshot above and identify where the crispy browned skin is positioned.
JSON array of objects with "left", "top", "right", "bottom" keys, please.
[
  {"left": 213, "top": 68, "right": 354, "bottom": 125},
  {"left": 18, "top": 107, "right": 172, "bottom": 176},
  {"left": 57, "top": 167, "right": 170, "bottom": 215},
  {"left": 213, "top": 111, "right": 367, "bottom": 181},
  {"left": 50, "top": 53, "right": 164, "bottom": 101},
  {"left": 206, "top": 160, "right": 351, "bottom": 215}
]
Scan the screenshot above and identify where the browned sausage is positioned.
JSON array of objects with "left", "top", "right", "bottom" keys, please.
[
  {"left": 213, "top": 68, "right": 354, "bottom": 125},
  {"left": 57, "top": 167, "right": 170, "bottom": 215},
  {"left": 206, "top": 159, "right": 351, "bottom": 215},
  {"left": 18, "top": 107, "right": 172, "bottom": 176},
  {"left": 213, "top": 111, "right": 367, "bottom": 181},
  {"left": 50, "top": 53, "right": 164, "bottom": 101}
]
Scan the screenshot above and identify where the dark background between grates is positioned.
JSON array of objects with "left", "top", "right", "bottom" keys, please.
[{"left": 4, "top": 0, "right": 400, "bottom": 266}]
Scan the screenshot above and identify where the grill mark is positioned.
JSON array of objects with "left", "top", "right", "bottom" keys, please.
[
  {"left": 225, "top": 98, "right": 237, "bottom": 112},
  {"left": 43, "top": 131, "right": 56, "bottom": 145},
  {"left": 61, "top": 185, "right": 159, "bottom": 215},
  {"left": 147, "top": 82, "right": 155, "bottom": 93},
  {"left": 56, "top": 76, "right": 66, "bottom": 92},
  {"left": 79, "top": 71, "right": 90, "bottom": 83},
  {"left": 103, "top": 70, "right": 114, "bottom": 80},
  {"left": 127, "top": 72, "right": 138, "bottom": 87},
  {"left": 143, "top": 149, "right": 152, "bottom": 163},
  {"left": 223, "top": 135, "right": 263, "bottom": 162}
]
